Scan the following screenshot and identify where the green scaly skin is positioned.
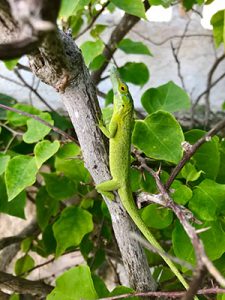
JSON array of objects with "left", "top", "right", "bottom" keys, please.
[{"left": 96, "top": 66, "right": 189, "bottom": 289}]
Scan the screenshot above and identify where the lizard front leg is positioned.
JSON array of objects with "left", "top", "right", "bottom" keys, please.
[{"left": 96, "top": 179, "right": 120, "bottom": 200}]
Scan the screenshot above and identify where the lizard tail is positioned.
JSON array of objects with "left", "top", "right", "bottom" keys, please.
[{"left": 118, "top": 187, "right": 189, "bottom": 290}]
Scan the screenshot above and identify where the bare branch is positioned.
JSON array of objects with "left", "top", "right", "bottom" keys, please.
[
  {"left": 14, "top": 68, "right": 56, "bottom": 112},
  {"left": 0, "top": 271, "right": 53, "bottom": 296},
  {"left": 193, "top": 54, "right": 225, "bottom": 110},
  {"left": 132, "top": 30, "right": 212, "bottom": 46},
  {"left": 98, "top": 287, "right": 225, "bottom": 300},
  {"left": 75, "top": 1, "right": 110, "bottom": 40}
]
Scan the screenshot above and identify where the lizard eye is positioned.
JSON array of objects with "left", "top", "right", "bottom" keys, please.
[{"left": 119, "top": 83, "right": 128, "bottom": 94}]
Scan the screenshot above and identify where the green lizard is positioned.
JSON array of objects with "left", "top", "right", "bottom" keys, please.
[{"left": 96, "top": 66, "right": 189, "bottom": 289}]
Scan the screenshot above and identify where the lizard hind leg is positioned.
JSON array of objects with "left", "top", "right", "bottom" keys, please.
[{"left": 96, "top": 179, "right": 120, "bottom": 200}]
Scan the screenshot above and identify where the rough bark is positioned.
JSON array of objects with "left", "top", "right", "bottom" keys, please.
[{"left": 0, "top": 1, "right": 156, "bottom": 292}]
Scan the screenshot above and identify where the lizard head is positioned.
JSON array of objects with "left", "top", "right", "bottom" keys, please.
[{"left": 110, "top": 66, "right": 133, "bottom": 109}]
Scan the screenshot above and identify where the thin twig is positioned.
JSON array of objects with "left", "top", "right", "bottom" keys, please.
[
  {"left": 0, "top": 103, "right": 77, "bottom": 143},
  {"left": 0, "top": 74, "right": 24, "bottom": 87},
  {"left": 193, "top": 54, "right": 225, "bottom": 111},
  {"left": 171, "top": 40, "right": 186, "bottom": 90},
  {"left": 132, "top": 30, "right": 212, "bottom": 46},
  {"left": 75, "top": 1, "right": 110, "bottom": 40},
  {"left": 14, "top": 69, "right": 56, "bottom": 112},
  {"left": 0, "top": 122, "right": 23, "bottom": 136},
  {"left": 98, "top": 287, "right": 225, "bottom": 300},
  {"left": 204, "top": 54, "right": 225, "bottom": 127},
  {"left": 20, "top": 257, "right": 55, "bottom": 277},
  {"left": 165, "top": 118, "right": 225, "bottom": 190}
]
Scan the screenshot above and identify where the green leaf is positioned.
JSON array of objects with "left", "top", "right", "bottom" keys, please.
[
  {"left": 36, "top": 187, "right": 59, "bottom": 230},
  {"left": 34, "top": 140, "right": 60, "bottom": 168},
  {"left": 185, "top": 130, "right": 220, "bottom": 180},
  {"left": 182, "top": 0, "right": 197, "bottom": 10},
  {"left": 0, "top": 93, "right": 16, "bottom": 120},
  {"left": 4, "top": 58, "right": 19, "bottom": 70},
  {"left": 49, "top": 112, "right": 72, "bottom": 131},
  {"left": 141, "top": 81, "right": 190, "bottom": 114},
  {"left": 0, "top": 154, "right": 10, "bottom": 175},
  {"left": 217, "top": 140, "right": 225, "bottom": 183},
  {"left": 111, "top": 0, "right": 146, "bottom": 19},
  {"left": 23, "top": 112, "right": 53, "bottom": 144},
  {"left": 5, "top": 156, "right": 38, "bottom": 201},
  {"left": 92, "top": 275, "right": 109, "bottom": 298},
  {"left": 90, "top": 24, "right": 107, "bottom": 38},
  {"left": 80, "top": 40, "right": 104, "bottom": 66},
  {"left": 89, "top": 55, "right": 106, "bottom": 71},
  {"left": 53, "top": 206, "right": 93, "bottom": 256},
  {"left": 181, "top": 162, "right": 203, "bottom": 182},
  {"left": 59, "top": 0, "right": 91, "bottom": 19},
  {"left": 9, "top": 294, "right": 20, "bottom": 300},
  {"left": 0, "top": 177, "right": 26, "bottom": 218},
  {"left": 14, "top": 254, "right": 35, "bottom": 276},
  {"left": 118, "top": 39, "right": 152, "bottom": 56},
  {"left": 141, "top": 204, "right": 173, "bottom": 229},
  {"left": 148, "top": 0, "right": 173, "bottom": 8},
  {"left": 210, "top": 10, "right": 224, "bottom": 47},
  {"left": 42, "top": 173, "right": 77, "bottom": 200},
  {"left": 57, "top": 142, "right": 80, "bottom": 159},
  {"left": 105, "top": 89, "right": 113, "bottom": 106},
  {"left": 110, "top": 286, "right": 138, "bottom": 300},
  {"left": 172, "top": 184, "right": 192, "bottom": 205},
  {"left": 42, "top": 224, "right": 57, "bottom": 255},
  {"left": 7, "top": 103, "right": 40, "bottom": 127},
  {"left": 189, "top": 179, "right": 225, "bottom": 221},
  {"left": 172, "top": 221, "right": 195, "bottom": 265},
  {"left": 21, "top": 237, "right": 33, "bottom": 253},
  {"left": 47, "top": 265, "right": 97, "bottom": 300},
  {"left": 119, "top": 62, "right": 149, "bottom": 86},
  {"left": 200, "top": 221, "right": 225, "bottom": 261},
  {"left": 55, "top": 157, "right": 90, "bottom": 183},
  {"left": 132, "top": 111, "right": 184, "bottom": 164}
]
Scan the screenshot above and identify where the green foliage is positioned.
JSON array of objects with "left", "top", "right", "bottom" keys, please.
[
  {"left": 4, "top": 58, "right": 19, "bottom": 70},
  {"left": 111, "top": 0, "right": 146, "bottom": 19},
  {"left": 118, "top": 39, "right": 152, "bottom": 56},
  {"left": 141, "top": 204, "right": 173, "bottom": 229},
  {"left": 119, "top": 62, "right": 149, "bottom": 86},
  {"left": 189, "top": 179, "right": 225, "bottom": 221},
  {"left": 42, "top": 173, "right": 77, "bottom": 200},
  {"left": 210, "top": 10, "right": 225, "bottom": 48},
  {"left": 23, "top": 112, "right": 53, "bottom": 143},
  {"left": 53, "top": 206, "right": 93, "bottom": 256},
  {"left": 80, "top": 40, "right": 104, "bottom": 66},
  {"left": 5, "top": 155, "right": 38, "bottom": 201},
  {"left": 185, "top": 130, "right": 220, "bottom": 180},
  {"left": 133, "top": 111, "right": 184, "bottom": 164},
  {"left": 15, "top": 254, "right": 35, "bottom": 276},
  {"left": 34, "top": 140, "right": 60, "bottom": 168},
  {"left": 141, "top": 81, "right": 190, "bottom": 114},
  {"left": 59, "top": 0, "right": 91, "bottom": 19},
  {"left": 7, "top": 103, "right": 40, "bottom": 126},
  {"left": 47, "top": 265, "right": 98, "bottom": 300}
]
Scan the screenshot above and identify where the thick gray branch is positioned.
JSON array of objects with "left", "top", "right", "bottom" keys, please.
[{"left": 0, "top": 271, "right": 53, "bottom": 296}]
